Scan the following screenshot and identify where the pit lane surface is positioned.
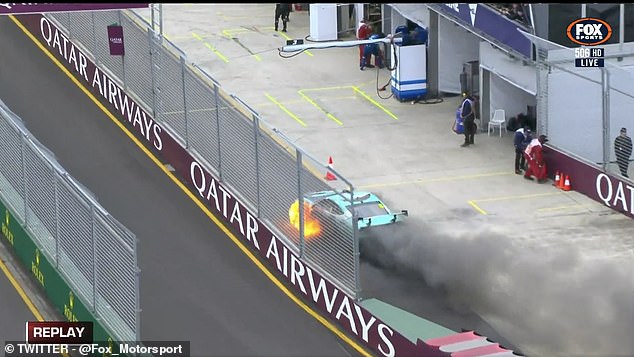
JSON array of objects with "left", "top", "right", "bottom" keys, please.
[{"left": 0, "top": 16, "right": 357, "bottom": 356}]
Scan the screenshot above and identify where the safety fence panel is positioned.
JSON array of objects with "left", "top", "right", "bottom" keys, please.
[
  {"left": 22, "top": 140, "right": 57, "bottom": 258},
  {"left": 94, "top": 212, "right": 138, "bottom": 339},
  {"left": 301, "top": 154, "right": 357, "bottom": 295},
  {"left": 217, "top": 95, "right": 259, "bottom": 211},
  {"left": 0, "top": 114, "right": 25, "bottom": 218},
  {"left": 183, "top": 65, "right": 221, "bottom": 170},
  {"left": 153, "top": 41, "right": 187, "bottom": 143},
  {"left": 67, "top": 11, "right": 96, "bottom": 59},
  {"left": 0, "top": 102, "right": 140, "bottom": 342},
  {"left": 121, "top": 15, "right": 154, "bottom": 110}
]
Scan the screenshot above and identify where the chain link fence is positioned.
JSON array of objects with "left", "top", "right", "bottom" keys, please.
[
  {"left": 0, "top": 102, "right": 139, "bottom": 342},
  {"left": 523, "top": 30, "right": 634, "bottom": 182},
  {"left": 46, "top": 10, "right": 361, "bottom": 298}
]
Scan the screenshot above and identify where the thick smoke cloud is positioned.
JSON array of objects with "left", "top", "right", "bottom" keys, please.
[{"left": 360, "top": 219, "right": 634, "bottom": 357}]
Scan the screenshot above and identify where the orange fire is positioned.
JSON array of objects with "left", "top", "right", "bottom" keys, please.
[{"left": 288, "top": 200, "right": 321, "bottom": 239}]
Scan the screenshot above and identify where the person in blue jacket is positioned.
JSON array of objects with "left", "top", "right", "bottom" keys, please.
[
  {"left": 514, "top": 126, "right": 532, "bottom": 174},
  {"left": 361, "top": 34, "right": 384, "bottom": 70}
]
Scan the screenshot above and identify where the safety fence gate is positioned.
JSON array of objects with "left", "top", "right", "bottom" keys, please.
[
  {"left": 46, "top": 10, "right": 362, "bottom": 298},
  {"left": 0, "top": 102, "right": 140, "bottom": 342}
]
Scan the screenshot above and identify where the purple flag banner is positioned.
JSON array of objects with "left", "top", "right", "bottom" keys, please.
[
  {"left": 432, "top": 3, "right": 532, "bottom": 58},
  {"left": 107, "top": 25, "right": 125, "bottom": 56},
  {"left": 0, "top": 3, "right": 148, "bottom": 15}
]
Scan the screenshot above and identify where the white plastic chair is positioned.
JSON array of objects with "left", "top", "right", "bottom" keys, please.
[{"left": 488, "top": 109, "right": 506, "bottom": 137}]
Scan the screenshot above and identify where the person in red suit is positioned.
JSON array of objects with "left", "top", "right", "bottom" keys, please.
[
  {"left": 524, "top": 134, "right": 549, "bottom": 183},
  {"left": 357, "top": 19, "right": 372, "bottom": 70}
]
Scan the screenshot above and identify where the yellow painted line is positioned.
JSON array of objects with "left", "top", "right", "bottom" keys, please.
[
  {"left": 0, "top": 255, "right": 70, "bottom": 357},
  {"left": 473, "top": 191, "right": 564, "bottom": 203},
  {"left": 537, "top": 204, "right": 589, "bottom": 212},
  {"left": 468, "top": 200, "right": 489, "bottom": 215},
  {"left": 298, "top": 90, "right": 343, "bottom": 126},
  {"left": 264, "top": 93, "right": 307, "bottom": 127},
  {"left": 11, "top": 15, "right": 370, "bottom": 357},
  {"left": 351, "top": 86, "right": 398, "bottom": 120},
  {"left": 222, "top": 28, "right": 249, "bottom": 38},
  {"left": 276, "top": 30, "right": 313, "bottom": 57},
  {"left": 0, "top": 257, "right": 44, "bottom": 320},
  {"left": 468, "top": 191, "right": 570, "bottom": 215},
  {"left": 192, "top": 32, "right": 229, "bottom": 63},
  {"left": 303, "top": 85, "right": 353, "bottom": 92},
  {"left": 360, "top": 171, "right": 514, "bottom": 189}
]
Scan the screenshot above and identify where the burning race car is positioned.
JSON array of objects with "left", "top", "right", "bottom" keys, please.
[{"left": 288, "top": 189, "right": 408, "bottom": 240}]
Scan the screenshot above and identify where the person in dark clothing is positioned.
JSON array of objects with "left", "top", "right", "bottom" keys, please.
[
  {"left": 460, "top": 93, "right": 476, "bottom": 147},
  {"left": 513, "top": 126, "right": 532, "bottom": 174},
  {"left": 361, "top": 33, "right": 384, "bottom": 70},
  {"left": 614, "top": 127, "right": 633, "bottom": 178},
  {"left": 275, "top": 3, "right": 291, "bottom": 32}
]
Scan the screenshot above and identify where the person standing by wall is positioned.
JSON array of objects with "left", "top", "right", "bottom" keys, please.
[
  {"left": 459, "top": 93, "right": 476, "bottom": 147},
  {"left": 514, "top": 126, "right": 532, "bottom": 174},
  {"left": 275, "top": 3, "right": 291, "bottom": 32},
  {"left": 614, "top": 127, "right": 633, "bottom": 178}
]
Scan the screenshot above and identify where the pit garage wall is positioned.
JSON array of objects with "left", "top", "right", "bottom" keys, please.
[
  {"left": 438, "top": 16, "right": 480, "bottom": 94},
  {"left": 479, "top": 41, "right": 536, "bottom": 129}
]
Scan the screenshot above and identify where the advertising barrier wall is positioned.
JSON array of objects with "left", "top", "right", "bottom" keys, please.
[
  {"left": 14, "top": 13, "right": 451, "bottom": 357},
  {"left": 0, "top": 199, "right": 116, "bottom": 346},
  {"left": 545, "top": 145, "right": 634, "bottom": 219}
]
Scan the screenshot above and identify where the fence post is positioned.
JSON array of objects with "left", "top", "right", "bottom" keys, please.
[
  {"left": 53, "top": 171, "right": 60, "bottom": 268},
  {"left": 296, "top": 149, "right": 305, "bottom": 258},
  {"left": 214, "top": 84, "right": 223, "bottom": 181},
  {"left": 181, "top": 56, "right": 189, "bottom": 148},
  {"left": 253, "top": 115, "right": 261, "bottom": 218},
  {"left": 351, "top": 185, "right": 361, "bottom": 301},
  {"left": 91, "top": 206, "right": 97, "bottom": 313},
  {"left": 601, "top": 68, "right": 611, "bottom": 172},
  {"left": 91, "top": 12, "right": 99, "bottom": 68},
  {"left": 119, "top": 10, "right": 127, "bottom": 91},
  {"left": 134, "top": 238, "right": 141, "bottom": 342},
  {"left": 21, "top": 135, "right": 28, "bottom": 228},
  {"left": 148, "top": 29, "right": 158, "bottom": 119}
]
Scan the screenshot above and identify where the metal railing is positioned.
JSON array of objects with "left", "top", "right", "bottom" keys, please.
[
  {"left": 46, "top": 10, "right": 361, "bottom": 298},
  {"left": 0, "top": 101, "right": 139, "bottom": 342}
]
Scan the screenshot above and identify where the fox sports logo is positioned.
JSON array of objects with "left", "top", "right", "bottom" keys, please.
[{"left": 566, "top": 18, "right": 612, "bottom": 46}]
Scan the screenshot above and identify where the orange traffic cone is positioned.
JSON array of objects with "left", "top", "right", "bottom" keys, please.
[
  {"left": 553, "top": 171, "right": 561, "bottom": 187},
  {"left": 563, "top": 175, "right": 571, "bottom": 191},
  {"left": 325, "top": 156, "right": 337, "bottom": 181},
  {"left": 558, "top": 172, "right": 566, "bottom": 189}
]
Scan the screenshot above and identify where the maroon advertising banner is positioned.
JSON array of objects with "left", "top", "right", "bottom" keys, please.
[
  {"left": 107, "top": 25, "right": 124, "bottom": 56},
  {"left": 15, "top": 13, "right": 452, "bottom": 357},
  {"left": 0, "top": 3, "right": 148, "bottom": 15},
  {"left": 545, "top": 145, "right": 634, "bottom": 219}
]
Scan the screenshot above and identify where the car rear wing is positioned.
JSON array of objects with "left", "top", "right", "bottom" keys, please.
[{"left": 358, "top": 209, "right": 409, "bottom": 227}]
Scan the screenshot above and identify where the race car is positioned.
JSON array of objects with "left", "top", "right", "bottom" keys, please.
[{"left": 288, "top": 189, "right": 408, "bottom": 240}]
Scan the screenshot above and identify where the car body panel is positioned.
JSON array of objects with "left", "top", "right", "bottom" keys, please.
[{"left": 298, "top": 190, "right": 407, "bottom": 232}]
